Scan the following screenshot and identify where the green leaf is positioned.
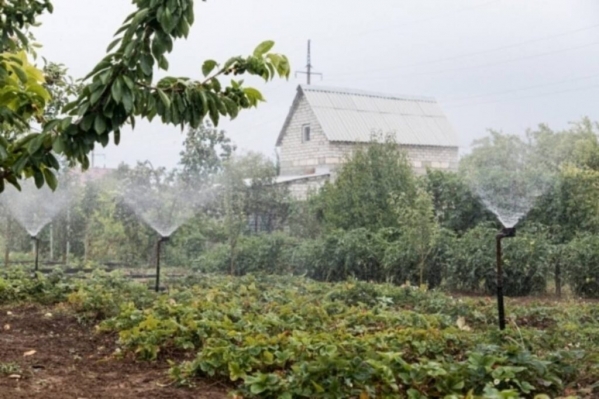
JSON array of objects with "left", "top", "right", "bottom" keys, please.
[
  {"left": 244, "top": 87, "right": 265, "bottom": 106},
  {"left": 114, "top": 128, "right": 121, "bottom": 145},
  {"left": 12, "top": 155, "right": 28, "bottom": 175},
  {"left": 61, "top": 100, "right": 78, "bottom": 115},
  {"left": 6, "top": 174, "right": 21, "bottom": 191},
  {"left": 42, "top": 119, "right": 61, "bottom": 134},
  {"left": 211, "top": 78, "right": 221, "bottom": 92},
  {"left": 151, "top": 34, "right": 166, "bottom": 59},
  {"left": 33, "top": 169, "right": 44, "bottom": 188},
  {"left": 27, "top": 135, "right": 45, "bottom": 154},
  {"left": 12, "top": 65, "right": 28, "bottom": 84},
  {"left": 0, "top": 143, "right": 8, "bottom": 161},
  {"left": 122, "top": 90, "right": 133, "bottom": 113},
  {"left": 253, "top": 40, "right": 275, "bottom": 57},
  {"left": 81, "top": 114, "right": 95, "bottom": 131},
  {"left": 90, "top": 86, "right": 106, "bottom": 105},
  {"left": 15, "top": 29, "right": 29, "bottom": 48},
  {"left": 43, "top": 169, "right": 58, "bottom": 191},
  {"left": 106, "top": 37, "right": 121, "bottom": 52},
  {"left": 59, "top": 117, "right": 72, "bottom": 131},
  {"left": 83, "top": 59, "right": 111, "bottom": 81},
  {"left": 202, "top": 60, "right": 218, "bottom": 77},
  {"left": 140, "top": 54, "right": 154, "bottom": 76},
  {"left": 94, "top": 115, "right": 107, "bottom": 134},
  {"left": 157, "top": 55, "right": 169, "bottom": 70},
  {"left": 157, "top": 89, "right": 171, "bottom": 109},
  {"left": 222, "top": 97, "right": 239, "bottom": 119},
  {"left": 111, "top": 78, "right": 123, "bottom": 103},
  {"left": 46, "top": 153, "right": 60, "bottom": 170},
  {"left": 52, "top": 137, "right": 66, "bottom": 154},
  {"left": 130, "top": 8, "right": 150, "bottom": 28}
]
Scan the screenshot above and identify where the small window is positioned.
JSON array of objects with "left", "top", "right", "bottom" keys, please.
[{"left": 302, "top": 124, "right": 311, "bottom": 142}]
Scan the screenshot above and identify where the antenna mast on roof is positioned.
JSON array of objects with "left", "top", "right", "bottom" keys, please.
[{"left": 295, "top": 40, "right": 322, "bottom": 85}]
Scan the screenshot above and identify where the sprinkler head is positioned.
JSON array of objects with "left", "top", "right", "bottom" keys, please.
[
  {"left": 159, "top": 236, "right": 170, "bottom": 243},
  {"left": 498, "top": 227, "right": 516, "bottom": 239}
]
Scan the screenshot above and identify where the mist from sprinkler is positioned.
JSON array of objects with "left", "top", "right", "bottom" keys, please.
[
  {"left": 122, "top": 178, "right": 215, "bottom": 291},
  {"left": 461, "top": 135, "right": 556, "bottom": 330},
  {"left": 0, "top": 180, "right": 70, "bottom": 273}
]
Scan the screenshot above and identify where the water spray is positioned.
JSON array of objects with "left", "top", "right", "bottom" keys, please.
[
  {"left": 155, "top": 236, "right": 170, "bottom": 292},
  {"left": 496, "top": 227, "right": 516, "bottom": 330},
  {"left": 31, "top": 235, "right": 40, "bottom": 274}
]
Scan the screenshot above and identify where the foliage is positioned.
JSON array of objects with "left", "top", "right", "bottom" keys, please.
[
  {"left": 319, "top": 135, "right": 417, "bottom": 231},
  {"left": 424, "top": 170, "right": 495, "bottom": 234},
  {"left": 392, "top": 186, "right": 439, "bottom": 286},
  {"left": 179, "top": 120, "right": 234, "bottom": 184},
  {"left": 0, "top": 268, "right": 73, "bottom": 304},
  {"left": 446, "top": 224, "right": 550, "bottom": 296},
  {"left": 563, "top": 233, "right": 599, "bottom": 298},
  {"left": 216, "top": 153, "right": 290, "bottom": 274},
  {"left": 18, "top": 274, "right": 594, "bottom": 398},
  {"left": 0, "top": 0, "right": 290, "bottom": 190},
  {"left": 196, "top": 232, "right": 299, "bottom": 275}
]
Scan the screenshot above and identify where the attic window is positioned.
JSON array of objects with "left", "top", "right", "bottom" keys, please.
[{"left": 302, "top": 124, "right": 311, "bottom": 142}]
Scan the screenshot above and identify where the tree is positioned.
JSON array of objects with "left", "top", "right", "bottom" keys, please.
[
  {"left": 0, "top": 1, "right": 290, "bottom": 191},
  {"left": 391, "top": 186, "right": 439, "bottom": 287},
  {"left": 423, "top": 169, "right": 495, "bottom": 234},
  {"left": 179, "top": 121, "right": 234, "bottom": 184},
  {"left": 217, "top": 153, "right": 289, "bottom": 274},
  {"left": 319, "top": 135, "right": 417, "bottom": 231}
]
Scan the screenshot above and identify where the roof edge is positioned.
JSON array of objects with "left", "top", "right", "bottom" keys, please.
[
  {"left": 299, "top": 84, "right": 437, "bottom": 103},
  {"left": 275, "top": 85, "right": 305, "bottom": 147}
]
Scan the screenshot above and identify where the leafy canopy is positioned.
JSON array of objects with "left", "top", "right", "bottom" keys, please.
[{"left": 0, "top": 0, "right": 290, "bottom": 192}]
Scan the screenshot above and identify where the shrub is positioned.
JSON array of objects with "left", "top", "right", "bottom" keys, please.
[
  {"left": 196, "top": 232, "right": 299, "bottom": 275},
  {"left": 446, "top": 224, "right": 550, "bottom": 296},
  {"left": 563, "top": 233, "right": 599, "bottom": 298}
]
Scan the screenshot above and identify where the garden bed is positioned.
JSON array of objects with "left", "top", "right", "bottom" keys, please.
[{"left": 0, "top": 306, "right": 226, "bottom": 399}]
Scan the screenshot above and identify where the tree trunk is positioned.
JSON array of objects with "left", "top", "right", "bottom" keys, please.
[{"left": 555, "top": 260, "right": 561, "bottom": 298}]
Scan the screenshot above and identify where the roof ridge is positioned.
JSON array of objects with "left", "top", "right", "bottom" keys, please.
[{"left": 299, "top": 84, "right": 436, "bottom": 103}]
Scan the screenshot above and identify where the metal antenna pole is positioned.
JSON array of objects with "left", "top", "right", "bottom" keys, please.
[
  {"left": 295, "top": 39, "right": 323, "bottom": 85},
  {"left": 307, "top": 40, "right": 312, "bottom": 85}
]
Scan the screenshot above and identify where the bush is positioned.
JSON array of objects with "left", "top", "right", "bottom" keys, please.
[
  {"left": 564, "top": 234, "right": 599, "bottom": 298},
  {"left": 446, "top": 224, "right": 550, "bottom": 296},
  {"left": 196, "top": 232, "right": 299, "bottom": 275},
  {"left": 303, "top": 228, "right": 387, "bottom": 282}
]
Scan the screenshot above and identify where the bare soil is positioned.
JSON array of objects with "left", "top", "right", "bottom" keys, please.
[{"left": 0, "top": 305, "right": 228, "bottom": 399}]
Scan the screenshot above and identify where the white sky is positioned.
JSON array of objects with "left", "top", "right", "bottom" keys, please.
[{"left": 35, "top": 0, "right": 599, "bottom": 169}]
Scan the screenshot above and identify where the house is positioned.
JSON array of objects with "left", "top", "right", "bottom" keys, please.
[{"left": 275, "top": 85, "right": 459, "bottom": 199}]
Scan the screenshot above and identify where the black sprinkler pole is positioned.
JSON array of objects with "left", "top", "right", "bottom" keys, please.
[
  {"left": 496, "top": 227, "right": 516, "bottom": 331},
  {"left": 155, "top": 236, "right": 169, "bottom": 292},
  {"left": 32, "top": 236, "right": 39, "bottom": 274}
]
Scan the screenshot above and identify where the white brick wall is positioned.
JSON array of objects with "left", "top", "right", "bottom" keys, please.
[
  {"left": 280, "top": 175, "right": 329, "bottom": 200},
  {"left": 279, "top": 96, "right": 330, "bottom": 176}
]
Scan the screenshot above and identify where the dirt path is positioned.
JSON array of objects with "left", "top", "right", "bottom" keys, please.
[{"left": 0, "top": 306, "right": 228, "bottom": 399}]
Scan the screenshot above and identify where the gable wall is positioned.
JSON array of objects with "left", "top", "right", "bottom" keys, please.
[{"left": 278, "top": 95, "right": 330, "bottom": 176}]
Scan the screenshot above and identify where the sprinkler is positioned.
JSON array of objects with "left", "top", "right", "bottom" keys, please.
[
  {"left": 155, "top": 236, "right": 170, "bottom": 292},
  {"left": 31, "top": 235, "right": 40, "bottom": 275},
  {"left": 496, "top": 227, "right": 516, "bottom": 330}
]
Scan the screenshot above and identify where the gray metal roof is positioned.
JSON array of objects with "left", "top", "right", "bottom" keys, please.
[{"left": 276, "top": 85, "right": 458, "bottom": 147}]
